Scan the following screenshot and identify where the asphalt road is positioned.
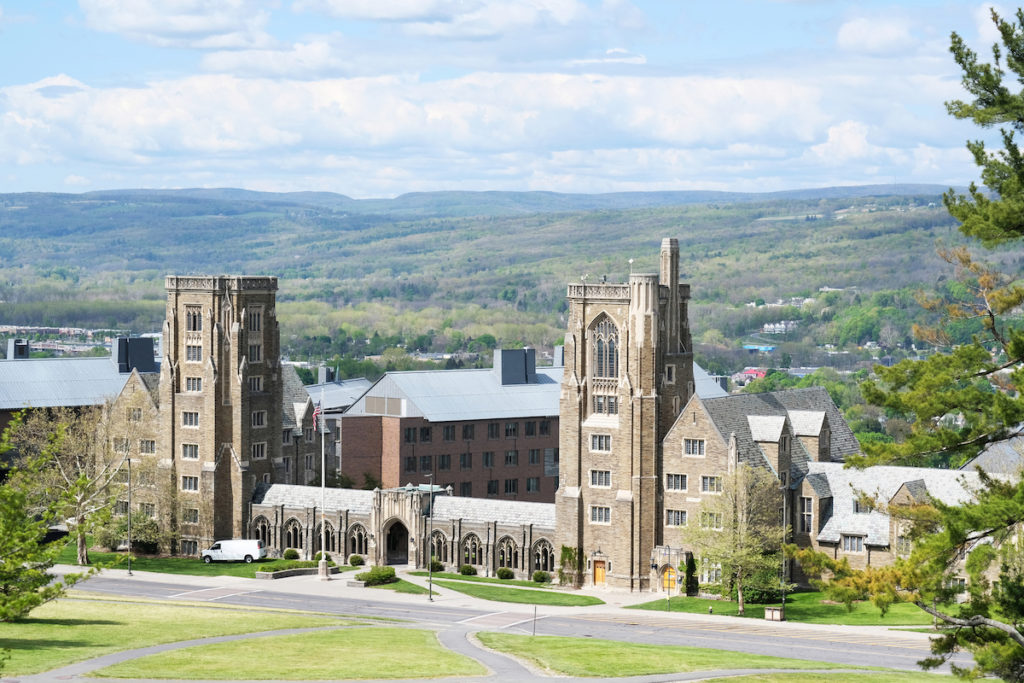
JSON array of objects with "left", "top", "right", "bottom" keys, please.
[{"left": 73, "top": 570, "right": 973, "bottom": 675}]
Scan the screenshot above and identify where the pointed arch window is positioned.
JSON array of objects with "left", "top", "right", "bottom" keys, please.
[{"left": 592, "top": 317, "right": 619, "bottom": 379}]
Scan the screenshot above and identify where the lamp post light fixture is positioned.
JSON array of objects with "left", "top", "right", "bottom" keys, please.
[
  {"left": 427, "top": 473, "right": 434, "bottom": 602},
  {"left": 127, "top": 455, "right": 132, "bottom": 577}
]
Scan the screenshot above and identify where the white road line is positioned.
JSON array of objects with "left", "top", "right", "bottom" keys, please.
[
  {"left": 457, "top": 611, "right": 508, "bottom": 624},
  {"left": 503, "top": 614, "right": 549, "bottom": 629},
  {"left": 207, "top": 590, "right": 258, "bottom": 601}
]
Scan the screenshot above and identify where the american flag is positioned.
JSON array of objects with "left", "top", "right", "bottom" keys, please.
[{"left": 312, "top": 401, "right": 322, "bottom": 433}]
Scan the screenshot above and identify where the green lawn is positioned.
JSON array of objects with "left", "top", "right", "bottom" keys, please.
[
  {"left": 433, "top": 580, "right": 603, "bottom": 606},
  {"left": 0, "top": 597, "right": 356, "bottom": 675},
  {"left": 369, "top": 579, "right": 432, "bottom": 595},
  {"left": 476, "top": 633, "right": 858, "bottom": 677},
  {"left": 93, "top": 627, "right": 486, "bottom": 680},
  {"left": 628, "top": 592, "right": 938, "bottom": 626},
  {"left": 719, "top": 675, "right": 953, "bottom": 682},
  {"left": 409, "top": 570, "right": 553, "bottom": 589},
  {"left": 56, "top": 543, "right": 354, "bottom": 579}
]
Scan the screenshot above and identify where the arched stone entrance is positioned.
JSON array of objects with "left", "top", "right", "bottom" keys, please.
[{"left": 385, "top": 520, "right": 409, "bottom": 564}]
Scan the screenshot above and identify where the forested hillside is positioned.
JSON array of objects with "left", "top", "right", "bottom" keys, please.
[{"left": 0, "top": 186, "right": 1013, "bottom": 370}]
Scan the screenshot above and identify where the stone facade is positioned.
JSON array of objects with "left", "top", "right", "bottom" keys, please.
[
  {"left": 249, "top": 483, "right": 557, "bottom": 578},
  {"left": 108, "top": 276, "right": 331, "bottom": 555},
  {"left": 555, "top": 238, "right": 694, "bottom": 590}
]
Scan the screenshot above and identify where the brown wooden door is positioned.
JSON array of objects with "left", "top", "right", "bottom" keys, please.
[{"left": 594, "top": 560, "right": 606, "bottom": 585}]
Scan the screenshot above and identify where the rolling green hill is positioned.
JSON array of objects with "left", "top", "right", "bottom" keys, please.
[{"left": 0, "top": 186, "right": 1010, "bottom": 368}]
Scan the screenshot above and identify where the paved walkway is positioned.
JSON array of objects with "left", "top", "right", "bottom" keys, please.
[{"left": 2, "top": 565, "right": 942, "bottom": 682}]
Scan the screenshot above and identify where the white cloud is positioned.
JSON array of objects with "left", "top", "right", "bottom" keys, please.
[
  {"left": 78, "top": 0, "right": 273, "bottom": 48},
  {"left": 808, "top": 121, "right": 875, "bottom": 162},
  {"left": 297, "top": 0, "right": 587, "bottom": 39},
  {"left": 64, "top": 174, "right": 90, "bottom": 186},
  {"left": 974, "top": 3, "right": 1008, "bottom": 45},
  {"left": 837, "top": 17, "right": 914, "bottom": 55},
  {"left": 569, "top": 48, "right": 646, "bottom": 66},
  {"left": 201, "top": 40, "right": 345, "bottom": 77}
]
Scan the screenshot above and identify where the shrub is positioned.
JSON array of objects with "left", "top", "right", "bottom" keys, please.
[
  {"left": 497, "top": 567, "right": 514, "bottom": 580},
  {"left": 430, "top": 559, "right": 444, "bottom": 573},
  {"left": 459, "top": 564, "right": 477, "bottom": 576},
  {"left": 684, "top": 556, "right": 699, "bottom": 596},
  {"left": 349, "top": 554, "right": 364, "bottom": 566},
  {"left": 533, "top": 570, "right": 551, "bottom": 583},
  {"left": 283, "top": 548, "right": 300, "bottom": 560},
  {"left": 313, "top": 551, "right": 331, "bottom": 563},
  {"left": 356, "top": 566, "right": 397, "bottom": 586}
]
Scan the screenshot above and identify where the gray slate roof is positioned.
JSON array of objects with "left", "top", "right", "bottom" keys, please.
[
  {"left": 693, "top": 363, "right": 728, "bottom": 399},
  {"left": 251, "top": 483, "right": 375, "bottom": 515},
  {"left": 281, "top": 365, "right": 311, "bottom": 432},
  {"left": 701, "top": 387, "right": 858, "bottom": 479},
  {"left": 433, "top": 496, "right": 555, "bottom": 528},
  {"left": 961, "top": 435, "right": 1024, "bottom": 476},
  {"left": 807, "top": 461, "right": 980, "bottom": 546},
  {"left": 0, "top": 356, "right": 137, "bottom": 410},
  {"left": 305, "top": 378, "right": 373, "bottom": 412}
]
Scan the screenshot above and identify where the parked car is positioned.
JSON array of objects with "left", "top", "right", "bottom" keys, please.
[{"left": 201, "top": 539, "right": 266, "bottom": 563}]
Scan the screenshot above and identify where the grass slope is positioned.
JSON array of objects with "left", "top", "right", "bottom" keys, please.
[
  {"left": 93, "top": 627, "right": 485, "bottom": 680},
  {"left": 476, "top": 633, "right": 858, "bottom": 677},
  {"left": 432, "top": 580, "right": 602, "bottom": 606},
  {"left": 0, "top": 597, "right": 355, "bottom": 675},
  {"left": 628, "top": 592, "right": 937, "bottom": 626}
]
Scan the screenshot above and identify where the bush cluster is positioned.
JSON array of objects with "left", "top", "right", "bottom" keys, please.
[
  {"left": 429, "top": 559, "right": 444, "bottom": 573},
  {"left": 356, "top": 565, "right": 397, "bottom": 586},
  {"left": 349, "top": 554, "right": 364, "bottom": 566},
  {"left": 459, "top": 564, "right": 477, "bottom": 576},
  {"left": 313, "top": 551, "right": 331, "bottom": 563},
  {"left": 532, "top": 570, "right": 551, "bottom": 583},
  {"left": 496, "top": 567, "right": 514, "bottom": 580},
  {"left": 283, "top": 548, "right": 300, "bottom": 560}
]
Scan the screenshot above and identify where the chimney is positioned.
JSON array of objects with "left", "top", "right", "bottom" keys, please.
[
  {"left": 6, "top": 339, "right": 29, "bottom": 360},
  {"left": 116, "top": 337, "right": 156, "bottom": 373},
  {"left": 493, "top": 348, "right": 537, "bottom": 385}
]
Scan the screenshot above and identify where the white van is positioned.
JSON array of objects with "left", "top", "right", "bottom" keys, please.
[{"left": 201, "top": 539, "right": 266, "bottom": 563}]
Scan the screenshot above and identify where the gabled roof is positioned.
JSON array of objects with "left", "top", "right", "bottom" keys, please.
[
  {"left": 281, "top": 365, "right": 311, "bottom": 432},
  {"left": 0, "top": 356, "right": 138, "bottom": 410},
  {"left": 701, "top": 387, "right": 858, "bottom": 470},
  {"left": 694, "top": 363, "right": 728, "bottom": 399},
  {"left": 305, "top": 378, "right": 373, "bottom": 412},
  {"left": 434, "top": 496, "right": 555, "bottom": 528},
  {"left": 748, "top": 415, "right": 786, "bottom": 442},
  {"left": 808, "top": 461, "right": 979, "bottom": 546},
  {"left": 961, "top": 435, "right": 1024, "bottom": 476},
  {"left": 789, "top": 410, "right": 825, "bottom": 436}
]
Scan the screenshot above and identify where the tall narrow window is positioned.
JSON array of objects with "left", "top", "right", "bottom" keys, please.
[
  {"left": 592, "top": 317, "right": 619, "bottom": 378},
  {"left": 186, "top": 307, "right": 202, "bottom": 332}
]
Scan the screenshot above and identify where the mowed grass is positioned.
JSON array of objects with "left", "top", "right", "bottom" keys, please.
[
  {"left": 433, "top": 580, "right": 603, "bottom": 606},
  {"left": 628, "top": 592, "right": 938, "bottom": 626},
  {"left": 369, "top": 579, "right": 432, "bottom": 595},
  {"left": 56, "top": 542, "right": 354, "bottom": 578},
  {"left": 0, "top": 597, "right": 357, "bottom": 675},
  {"left": 475, "top": 633, "right": 856, "bottom": 677},
  {"left": 93, "top": 627, "right": 486, "bottom": 680},
  {"left": 720, "top": 674, "right": 954, "bottom": 682},
  {"left": 409, "top": 570, "right": 553, "bottom": 589}
]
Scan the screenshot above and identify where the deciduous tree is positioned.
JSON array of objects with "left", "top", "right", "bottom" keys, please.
[{"left": 682, "top": 463, "right": 786, "bottom": 616}]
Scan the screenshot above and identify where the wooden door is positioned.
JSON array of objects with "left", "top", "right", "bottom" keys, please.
[
  {"left": 662, "top": 566, "right": 676, "bottom": 591},
  {"left": 593, "top": 560, "right": 606, "bottom": 585}
]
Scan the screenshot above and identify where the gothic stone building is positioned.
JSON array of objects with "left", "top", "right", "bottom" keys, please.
[{"left": 108, "top": 276, "right": 332, "bottom": 555}]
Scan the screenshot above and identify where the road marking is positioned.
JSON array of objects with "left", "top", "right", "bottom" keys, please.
[
  {"left": 168, "top": 587, "right": 261, "bottom": 601},
  {"left": 503, "top": 614, "right": 550, "bottom": 629},
  {"left": 457, "top": 611, "right": 508, "bottom": 625}
]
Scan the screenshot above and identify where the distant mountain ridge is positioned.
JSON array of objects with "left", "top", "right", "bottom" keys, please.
[{"left": 62, "top": 183, "right": 958, "bottom": 218}]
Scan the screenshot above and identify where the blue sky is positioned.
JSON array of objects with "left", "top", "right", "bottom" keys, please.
[{"left": 0, "top": 1, "right": 1009, "bottom": 197}]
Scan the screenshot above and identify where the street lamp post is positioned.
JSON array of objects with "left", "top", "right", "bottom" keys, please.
[
  {"left": 316, "top": 393, "right": 329, "bottom": 581},
  {"left": 427, "top": 473, "right": 434, "bottom": 602},
  {"left": 126, "top": 455, "right": 132, "bottom": 576}
]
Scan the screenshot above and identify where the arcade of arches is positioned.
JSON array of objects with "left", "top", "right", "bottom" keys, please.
[{"left": 249, "top": 484, "right": 557, "bottom": 579}]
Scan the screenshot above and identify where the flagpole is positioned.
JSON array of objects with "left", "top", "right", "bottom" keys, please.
[{"left": 317, "top": 387, "right": 329, "bottom": 580}]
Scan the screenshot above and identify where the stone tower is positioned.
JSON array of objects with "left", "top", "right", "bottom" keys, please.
[
  {"left": 555, "top": 238, "right": 693, "bottom": 590},
  {"left": 159, "top": 276, "right": 281, "bottom": 548}
]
